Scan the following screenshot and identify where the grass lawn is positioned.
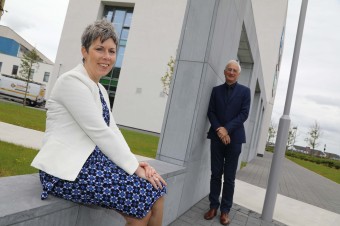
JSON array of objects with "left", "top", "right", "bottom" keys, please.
[
  {"left": 0, "top": 100, "right": 160, "bottom": 156},
  {"left": 0, "top": 141, "right": 38, "bottom": 177},
  {"left": 0, "top": 133, "right": 159, "bottom": 177},
  {"left": 0, "top": 101, "right": 46, "bottom": 131},
  {"left": 287, "top": 156, "right": 340, "bottom": 184},
  {"left": 0, "top": 100, "right": 160, "bottom": 177},
  {"left": 122, "top": 129, "right": 159, "bottom": 158}
]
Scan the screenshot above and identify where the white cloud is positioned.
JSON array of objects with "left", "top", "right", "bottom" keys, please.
[{"left": 0, "top": 0, "right": 69, "bottom": 61}]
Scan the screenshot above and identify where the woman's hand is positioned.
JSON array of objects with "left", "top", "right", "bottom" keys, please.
[
  {"left": 149, "top": 172, "right": 167, "bottom": 190},
  {"left": 136, "top": 162, "right": 167, "bottom": 190},
  {"left": 139, "top": 162, "right": 156, "bottom": 178}
]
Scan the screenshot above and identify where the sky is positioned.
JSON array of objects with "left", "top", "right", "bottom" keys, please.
[
  {"left": 0, "top": 0, "right": 69, "bottom": 62},
  {"left": 1, "top": 0, "right": 340, "bottom": 155},
  {"left": 272, "top": 0, "right": 340, "bottom": 156}
]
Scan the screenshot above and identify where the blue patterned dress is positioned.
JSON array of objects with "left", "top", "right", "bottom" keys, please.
[{"left": 39, "top": 89, "right": 166, "bottom": 219}]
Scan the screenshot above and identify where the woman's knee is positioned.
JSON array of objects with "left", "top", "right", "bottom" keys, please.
[{"left": 124, "top": 211, "right": 152, "bottom": 226}]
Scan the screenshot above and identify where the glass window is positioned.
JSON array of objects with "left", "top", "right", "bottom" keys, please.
[
  {"left": 113, "top": 10, "right": 126, "bottom": 37},
  {"left": 121, "top": 29, "right": 129, "bottom": 41},
  {"left": 112, "top": 68, "right": 121, "bottom": 79},
  {"left": 102, "top": 6, "right": 133, "bottom": 104},
  {"left": 0, "top": 62, "right": 2, "bottom": 72},
  {"left": 115, "top": 46, "right": 125, "bottom": 68},
  {"left": 30, "top": 69, "right": 35, "bottom": 80},
  {"left": 105, "top": 11, "right": 113, "bottom": 22},
  {"left": 124, "top": 12, "right": 133, "bottom": 27},
  {"left": 43, "top": 72, "right": 50, "bottom": 82},
  {"left": 12, "top": 65, "right": 18, "bottom": 75}
]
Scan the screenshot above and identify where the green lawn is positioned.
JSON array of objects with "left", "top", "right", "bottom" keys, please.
[
  {"left": 0, "top": 100, "right": 160, "bottom": 177},
  {"left": 122, "top": 129, "right": 159, "bottom": 158},
  {"left": 0, "top": 141, "right": 38, "bottom": 177},
  {"left": 0, "top": 131, "right": 159, "bottom": 177},
  {"left": 287, "top": 156, "right": 340, "bottom": 184},
  {"left": 0, "top": 101, "right": 46, "bottom": 131},
  {"left": 0, "top": 100, "right": 160, "bottom": 157}
]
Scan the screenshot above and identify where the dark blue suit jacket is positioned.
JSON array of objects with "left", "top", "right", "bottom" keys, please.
[{"left": 207, "top": 82, "right": 251, "bottom": 144}]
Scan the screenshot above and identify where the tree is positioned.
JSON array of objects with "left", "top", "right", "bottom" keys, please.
[
  {"left": 19, "top": 48, "right": 41, "bottom": 106},
  {"left": 305, "top": 121, "right": 322, "bottom": 151},
  {"left": 287, "top": 125, "right": 298, "bottom": 149},
  {"left": 161, "top": 56, "right": 175, "bottom": 96},
  {"left": 267, "top": 121, "right": 277, "bottom": 145}
]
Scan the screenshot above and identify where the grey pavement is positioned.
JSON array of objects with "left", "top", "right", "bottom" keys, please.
[
  {"left": 170, "top": 152, "right": 340, "bottom": 226},
  {"left": 1, "top": 122, "right": 340, "bottom": 225},
  {"left": 236, "top": 152, "right": 340, "bottom": 214}
]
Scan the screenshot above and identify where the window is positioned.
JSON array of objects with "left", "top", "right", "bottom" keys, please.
[
  {"left": 12, "top": 65, "right": 18, "bottom": 75},
  {"left": 43, "top": 72, "right": 50, "bottom": 82},
  {"left": 101, "top": 6, "right": 134, "bottom": 105},
  {"left": 30, "top": 69, "right": 35, "bottom": 80},
  {"left": 0, "top": 62, "right": 2, "bottom": 72}
]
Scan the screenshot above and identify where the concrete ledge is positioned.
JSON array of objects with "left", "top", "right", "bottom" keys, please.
[{"left": 0, "top": 159, "right": 186, "bottom": 226}]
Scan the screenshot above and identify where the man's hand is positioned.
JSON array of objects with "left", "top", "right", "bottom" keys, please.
[{"left": 216, "top": 127, "right": 230, "bottom": 145}]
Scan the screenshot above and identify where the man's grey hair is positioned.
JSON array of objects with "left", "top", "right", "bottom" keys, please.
[
  {"left": 81, "top": 19, "right": 118, "bottom": 52},
  {"left": 226, "top": 60, "right": 241, "bottom": 73}
]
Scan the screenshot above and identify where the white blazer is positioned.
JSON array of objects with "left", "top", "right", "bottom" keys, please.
[{"left": 31, "top": 64, "right": 139, "bottom": 181}]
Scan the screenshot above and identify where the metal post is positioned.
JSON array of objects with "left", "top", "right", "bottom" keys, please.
[{"left": 262, "top": 0, "right": 309, "bottom": 222}]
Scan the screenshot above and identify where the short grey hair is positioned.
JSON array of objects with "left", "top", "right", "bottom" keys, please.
[
  {"left": 81, "top": 19, "right": 118, "bottom": 53},
  {"left": 226, "top": 60, "right": 241, "bottom": 73}
]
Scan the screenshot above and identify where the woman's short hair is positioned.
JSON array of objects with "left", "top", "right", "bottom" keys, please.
[{"left": 81, "top": 19, "right": 118, "bottom": 52}]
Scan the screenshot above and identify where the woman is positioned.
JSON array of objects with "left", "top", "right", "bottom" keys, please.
[{"left": 31, "top": 19, "right": 167, "bottom": 226}]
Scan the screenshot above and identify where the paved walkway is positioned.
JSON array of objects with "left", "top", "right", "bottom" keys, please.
[
  {"left": 236, "top": 152, "right": 340, "bottom": 214},
  {"left": 169, "top": 152, "right": 340, "bottom": 226},
  {"left": 1, "top": 122, "right": 340, "bottom": 225}
]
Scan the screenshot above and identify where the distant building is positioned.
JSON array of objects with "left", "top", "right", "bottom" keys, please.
[
  {"left": 0, "top": 25, "right": 53, "bottom": 93},
  {"left": 325, "top": 152, "right": 340, "bottom": 160},
  {"left": 292, "top": 145, "right": 339, "bottom": 159}
]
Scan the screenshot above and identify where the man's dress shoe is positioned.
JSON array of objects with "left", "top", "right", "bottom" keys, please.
[
  {"left": 204, "top": 208, "right": 217, "bottom": 220},
  {"left": 220, "top": 212, "right": 230, "bottom": 225}
]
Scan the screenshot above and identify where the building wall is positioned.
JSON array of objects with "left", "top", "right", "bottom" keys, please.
[
  {"left": 0, "top": 26, "right": 54, "bottom": 90},
  {"left": 0, "top": 53, "right": 52, "bottom": 85},
  {"left": 252, "top": 0, "right": 288, "bottom": 155},
  {"left": 112, "top": 0, "right": 187, "bottom": 133}
]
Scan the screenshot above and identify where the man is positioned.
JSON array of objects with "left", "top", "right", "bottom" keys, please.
[{"left": 204, "top": 60, "right": 251, "bottom": 225}]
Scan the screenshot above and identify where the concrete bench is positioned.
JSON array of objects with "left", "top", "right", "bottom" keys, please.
[{"left": 0, "top": 159, "right": 185, "bottom": 226}]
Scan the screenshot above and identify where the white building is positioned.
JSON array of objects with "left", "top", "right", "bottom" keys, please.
[
  {"left": 50, "top": 0, "right": 288, "bottom": 161},
  {"left": 0, "top": 25, "right": 54, "bottom": 92}
]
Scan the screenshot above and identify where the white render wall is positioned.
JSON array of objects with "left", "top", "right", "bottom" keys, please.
[
  {"left": 112, "top": 0, "right": 188, "bottom": 133},
  {"left": 252, "top": 0, "right": 288, "bottom": 155}
]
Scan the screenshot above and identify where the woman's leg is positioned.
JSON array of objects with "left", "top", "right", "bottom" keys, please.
[
  {"left": 123, "top": 211, "right": 152, "bottom": 226},
  {"left": 147, "top": 196, "right": 165, "bottom": 226}
]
